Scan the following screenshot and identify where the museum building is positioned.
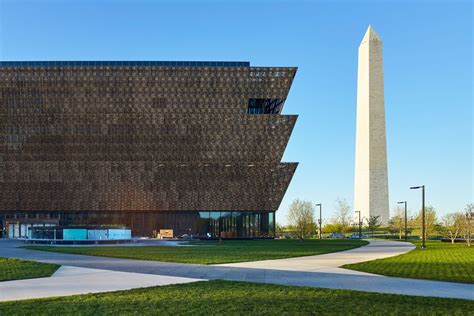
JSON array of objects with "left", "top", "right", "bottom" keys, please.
[{"left": 0, "top": 61, "right": 297, "bottom": 239}]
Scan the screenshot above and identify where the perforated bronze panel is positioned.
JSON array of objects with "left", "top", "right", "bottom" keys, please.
[{"left": 0, "top": 63, "right": 298, "bottom": 212}]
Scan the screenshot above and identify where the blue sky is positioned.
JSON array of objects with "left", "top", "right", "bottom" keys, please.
[{"left": 1, "top": 0, "right": 472, "bottom": 224}]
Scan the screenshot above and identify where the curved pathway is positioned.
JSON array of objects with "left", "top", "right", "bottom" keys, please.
[
  {"left": 216, "top": 240, "right": 415, "bottom": 274},
  {"left": 0, "top": 239, "right": 473, "bottom": 301}
]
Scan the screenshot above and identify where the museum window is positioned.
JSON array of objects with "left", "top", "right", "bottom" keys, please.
[{"left": 247, "top": 98, "right": 285, "bottom": 114}]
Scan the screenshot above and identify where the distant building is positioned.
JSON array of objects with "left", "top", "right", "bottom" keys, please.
[
  {"left": 0, "top": 61, "right": 298, "bottom": 239},
  {"left": 354, "top": 26, "right": 390, "bottom": 225}
]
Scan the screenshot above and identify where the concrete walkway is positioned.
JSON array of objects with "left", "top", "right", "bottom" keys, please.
[
  {"left": 0, "top": 239, "right": 473, "bottom": 301},
  {"left": 216, "top": 240, "right": 415, "bottom": 275},
  {"left": 0, "top": 266, "right": 202, "bottom": 302}
]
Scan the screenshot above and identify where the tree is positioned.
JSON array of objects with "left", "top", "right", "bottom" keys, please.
[
  {"left": 441, "top": 213, "right": 464, "bottom": 244},
  {"left": 389, "top": 206, "right": 405, "bottom": 240},
  {"left": 323, "top": 223, "right": 343, "bottom": 234},
  {"left": 287, "top": 199, "right": 315, "bottom": 240},
  {"left": 460, "top": 204, "right": 473, "bottom": 247},
  {"left": 407, "top": 216, "right": 418, "bottom": 237},
  {"left": 366, "top": 215, "right": 382, "bottom": 238},
  {"left": 334, "top": 198, "right": 351, "bottom": 237},
  {"left": 415, "top": 206, "right": 438, "bottom": 240}
]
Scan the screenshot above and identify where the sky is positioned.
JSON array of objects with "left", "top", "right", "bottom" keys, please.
[{"left": 0, "top": 0, "right": 472, "bottom": 225}]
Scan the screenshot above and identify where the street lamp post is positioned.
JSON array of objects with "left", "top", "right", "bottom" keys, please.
[
  {"left": 316, "top": 203, "right": 322, "bottom": 239},
  {"left": 410, "top": 185, "right": 425, "bottom": 249},
  {"left": 397, "top": 201, "right": 408, "bottom": 241},
  {"left": 355, "top": 210, "right": 362, "bottom": 239}
]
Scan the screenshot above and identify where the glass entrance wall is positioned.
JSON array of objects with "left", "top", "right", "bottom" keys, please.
[
  {"left": 194, "top": 211, "right": 274, "bottom": 238},
  {"left": 6, "top": 222, "right": 58, "bottom": 239},
  {"left": 0, "top": 211, "right": 275, "bottom": 239}
]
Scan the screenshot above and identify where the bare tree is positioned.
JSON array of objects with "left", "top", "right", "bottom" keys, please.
[
  {"left": 441, "top": 213, "right": 464, "bottom": 244},
  {"left": 389, "top": 206, "right": 405, "bottom": 240},
  {"left": 334, "top": 198, "right": 351, "bottom": 237},
  {"left": 460, "top": 204, "right": 473, "bottom": 247},
  {"left": 366, "top": 215, "right": 381, "bottom": 238},
  {"left": 287, "top": 199, "right": 315, "bottom": 240}
]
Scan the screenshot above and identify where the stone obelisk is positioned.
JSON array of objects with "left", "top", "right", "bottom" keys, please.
[{"left": 354, "top": 25, "right": 389, "bottom": 225}]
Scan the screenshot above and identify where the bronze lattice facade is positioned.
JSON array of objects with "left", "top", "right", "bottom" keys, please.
[{"left": 0, "top": 61, "right": 297, "bottom": 238}]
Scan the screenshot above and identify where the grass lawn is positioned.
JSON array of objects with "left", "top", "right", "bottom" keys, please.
[
  {"left": 0, "top": 257, "right": 59, "bottom": 282},
  {"left": 23, "top": 239, "right": 367, "bottom": 264},
  {"left": 343, "top": 240, "right": 474, "bottom": 283},
  {"left": 0, "top": 280, "right": 472, "bottom": 315}
]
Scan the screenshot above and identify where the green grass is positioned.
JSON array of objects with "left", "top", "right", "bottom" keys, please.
[
  {"left": 343, "top": 240, "right": 474, "bottom": 283},
  {"left": 23, "top": 239, "right": 367, "bottom": 264},
  {"left": 0, "top": 257, "right": 59, "bottom": 282},
  {"left": 0, "top": 280, "right": 472, "bottom": 315}
]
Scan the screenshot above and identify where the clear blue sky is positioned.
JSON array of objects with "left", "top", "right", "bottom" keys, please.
[{"left": 1, "top": 0, "right": 472, "bottom": 224}]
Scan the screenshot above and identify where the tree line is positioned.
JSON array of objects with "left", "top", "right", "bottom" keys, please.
[{"left": 282, "top": 199, "right": 473, "bottom": 247}]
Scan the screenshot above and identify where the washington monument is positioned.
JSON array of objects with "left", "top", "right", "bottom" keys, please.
[{"left": 354, "top": 25, "right": 389, "bottom": 225}]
